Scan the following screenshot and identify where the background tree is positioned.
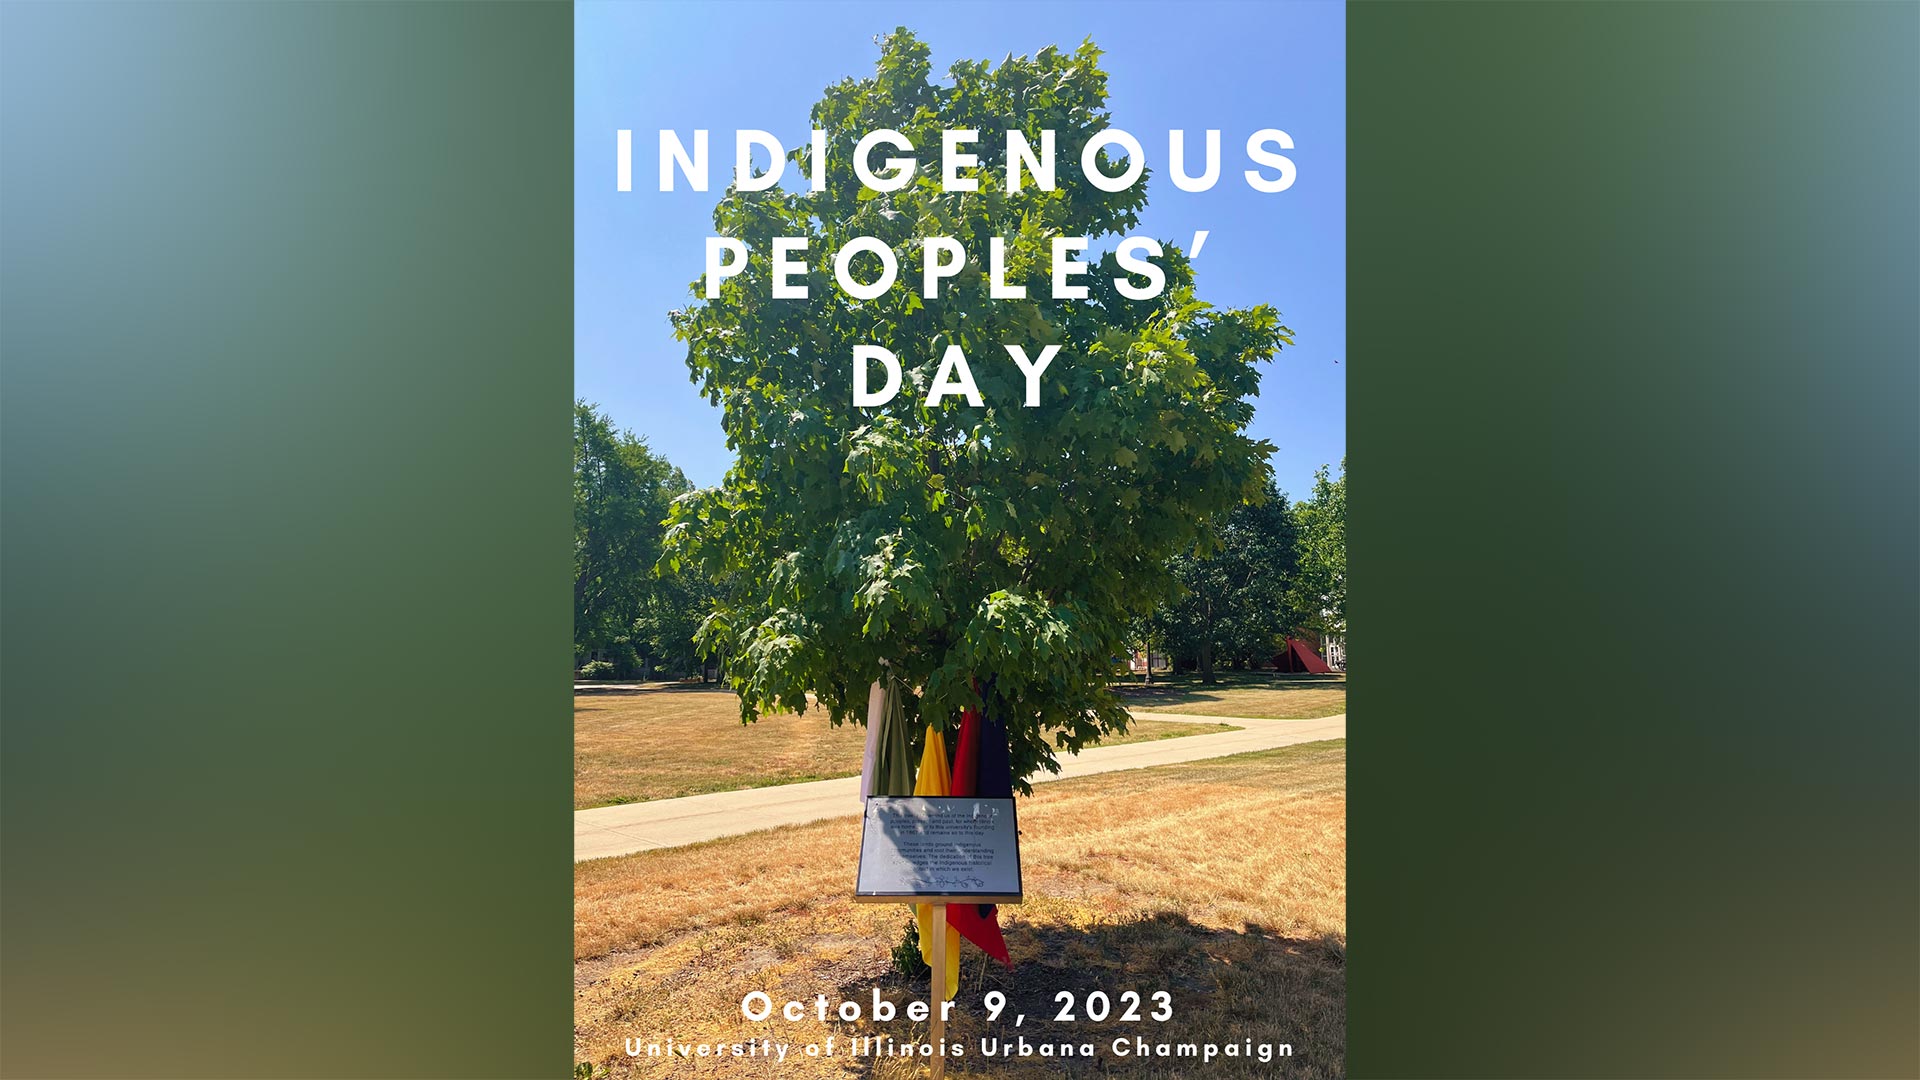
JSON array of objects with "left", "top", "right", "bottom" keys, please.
[
  {"left": 574, "top": 401, "right": 696, "bottom": 676},
  {"left": 1149, "top": 480, "right": 1303, "bottom": 682},
  {"left": 664, "top": 30, "right": 1290, "bottom": 784},
  {"left": 1291, "top": 457, "right": 1347, "bottom": 646},
  {"left": 634, "top": 565, "right": 720, "bottom": 680}
]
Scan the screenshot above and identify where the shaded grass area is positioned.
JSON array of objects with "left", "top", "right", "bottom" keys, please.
[
  {"left": 1112, "top": 671, "right": 1347, "bottom": 720},
  {"left": 574, "top": 688, "right": 1236, "bottom": 809},
  {"left": 575, "top": 740, "right": 1346, "bottom": 1079}
]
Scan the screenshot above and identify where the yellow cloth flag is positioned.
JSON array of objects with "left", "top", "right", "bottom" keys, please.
[{"left": 913, "top": 727, "right": 960, "bottom": 1001}]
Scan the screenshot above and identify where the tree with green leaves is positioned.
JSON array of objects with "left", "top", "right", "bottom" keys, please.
[
  {"left": 663, "top": 30, "right": 1290, "bottom": 785},
  {"left": 1149, "top": 479, "right": 1303, "bottom": 682},
  {"left": 574, "top": 401, "right": 695, "bottom": 676},
  {"left": 634, "top": 561, "right": 719, "bottom": 680},
  {"left": 1291, "top": 458, "right": 1346, "bottom": 644}
]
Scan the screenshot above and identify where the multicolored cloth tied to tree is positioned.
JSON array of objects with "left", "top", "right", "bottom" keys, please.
[{"left": 860, "top": 680, "right": 1016, "bottom": 1000}]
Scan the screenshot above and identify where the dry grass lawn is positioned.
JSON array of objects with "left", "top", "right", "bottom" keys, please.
[
  {"left": 1113, "top": 672, "right": 1347, "bottom": 720},
  {"left": 575, "top": 740, "right": 1345, "bottom": 1079},
  {"left": 575, "top": 688, "right": 1237, "bottom": 809}
]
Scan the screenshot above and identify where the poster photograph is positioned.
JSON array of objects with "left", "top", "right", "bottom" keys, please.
[
  {"left": 4, "top": 2, "right": 1912, "bottom": 1079},
  {"left": 572, "top": 2, "right": 1347, "bottom": 1076}
]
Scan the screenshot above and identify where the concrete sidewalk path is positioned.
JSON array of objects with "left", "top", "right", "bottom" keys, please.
[{"left": 574, "top": 712, "right": 1345, "bottom": 862}]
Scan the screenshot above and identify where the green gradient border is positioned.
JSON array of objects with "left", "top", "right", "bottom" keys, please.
[
  {"left": 2, "top": 3, "right": 572, "bottom": 1076},
  {"left": 1349, "top": 3, "right": 1919, "bottom": 1077}
]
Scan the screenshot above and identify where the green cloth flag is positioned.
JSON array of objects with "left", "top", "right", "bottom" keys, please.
[{"left": 867, "top": 677, "right": 915, "bottom": 798}]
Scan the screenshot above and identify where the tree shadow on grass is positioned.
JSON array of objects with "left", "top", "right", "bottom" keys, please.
[{"left": 828, "top": 912, "right": 1345, "bottom": 1079}]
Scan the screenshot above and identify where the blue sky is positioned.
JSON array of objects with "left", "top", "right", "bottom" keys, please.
[{"left": 576, "top": 0, "right": 1344, "bottom": 502}]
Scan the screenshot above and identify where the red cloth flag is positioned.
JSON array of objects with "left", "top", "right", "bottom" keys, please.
[
  {"left": 943, "top": 704, "right": 1012, "bottom": 966},
  {"left": 951, "top": 704, "right": 980, "bottom": 797}
]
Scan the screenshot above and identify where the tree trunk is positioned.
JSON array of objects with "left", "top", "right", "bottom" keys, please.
[{"left": 1199, "top": 639, "right": 1215, "bottom": 685}]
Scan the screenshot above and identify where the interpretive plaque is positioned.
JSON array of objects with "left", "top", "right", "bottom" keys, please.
[{"left": 854, "top": 796, "right": 1023, "bottom": 905}]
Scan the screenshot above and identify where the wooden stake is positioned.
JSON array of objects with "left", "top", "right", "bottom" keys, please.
[{"left": 929, "top": 902, "right": 947, "bottom": 1080}]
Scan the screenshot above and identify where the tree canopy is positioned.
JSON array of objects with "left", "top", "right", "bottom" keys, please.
[
  {"left": 1148, "top": 479, "right": 1303, "bottom": 682},
  {"left": 1291, "top": 458, "right": 1346, "bottom": 641},
  {"left": 663, "top": 30, "right": 1291, "bottom": 784},
  {"left": 574, "top": 401, "right": 701, "bottom": 677}
]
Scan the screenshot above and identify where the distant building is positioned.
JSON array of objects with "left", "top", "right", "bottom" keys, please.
[
  {"left": 1321, "top": 633, "right": 1346, "bottom": 670},
  {"left": 1127, "top": 648, "right": 1169, "bottom": 675}
]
